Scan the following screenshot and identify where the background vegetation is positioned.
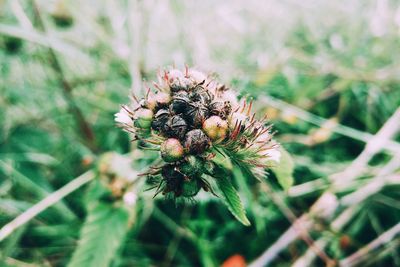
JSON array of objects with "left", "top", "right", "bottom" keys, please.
[{"left": 1, "top": 0, "right": 399, "bottom": 266}]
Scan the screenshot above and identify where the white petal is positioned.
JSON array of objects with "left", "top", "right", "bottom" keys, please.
[
  {"left": 114, "top": 108, "right": 132, "bottom": 124},
  {"left": 265, "top": 148, "right": 281, "bottom": 163}
]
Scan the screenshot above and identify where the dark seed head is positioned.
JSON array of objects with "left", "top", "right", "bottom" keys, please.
[
  {"left": 209, "top": 101, "right": 232, "bottom": 119},
  {"left": 185, "top": 102, "right": 209, "bottom": 127},
  {"left": 184, "top": 129, "right": 211, "bottom": 154},
  {"left": 151, "top": 109, "right": 169, "bottom": 131},
  {"left": 164, "top": 115, "right": 188, "bottom": 139},
  {"left": 171, "top": 91, "right": 190, "bottom": 114},
  {"left": 189, "top": 85, "right": 213, "bottom": 104}
]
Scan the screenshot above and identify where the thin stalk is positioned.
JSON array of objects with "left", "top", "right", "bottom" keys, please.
[{"left": 0, "top": 171, "right": 95, "bottom": 242}]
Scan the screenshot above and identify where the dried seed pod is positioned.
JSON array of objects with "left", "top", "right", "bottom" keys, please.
[
  {"left": 203, "top": 116, "right": 229, "bottom": 142},
  {"left": 164, "top": 115, "right": 188, "bottom": 139},
  {"left": 185, "top": 102, "right": 209, "bottom": 127},
  {"left": 184, "top": 129, "right": 211, "bottom": 154},
  {"left": 134, "top": 108, "right": 153, "bottom": 129},
  {"left": 160, "top": 138, "right": 184, "bottom": 162},
  {"left": 151, "top": 109, "right": 169, "bottom": 131},
  {"left": 189, "top": 85, "right": 213, "bottom": 104},
  {"left": 170, "top": 91, "right": 190, "bottom": 114},
  {"left": 209, "top": 101, "right": 232, "bottom": 119}
]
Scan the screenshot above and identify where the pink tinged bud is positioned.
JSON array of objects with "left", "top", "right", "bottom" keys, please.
[
  {"left": 161, "top": 138, "right": 185, "bottom": 162},
  {"left": 154, "top": 92, "right": 171, "bottom": 107},
  {"left": 188, "top": 69, "right": 207, "bottom": 83},
  {"left": 134, "top": 108, "right": 153, "bottom": 129},
  {"left": 168, "top": 69, "right": 185, "bottom": 81},
  {"left": 203, "top": 116, "right": 228, "bottom": 142}
]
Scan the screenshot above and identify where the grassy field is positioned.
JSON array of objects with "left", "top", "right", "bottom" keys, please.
[{"left": 1, "top": 1, "right": 399, "bottom": 266}]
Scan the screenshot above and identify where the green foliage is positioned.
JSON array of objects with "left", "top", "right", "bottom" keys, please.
[
  {"left": 68, "top": 202, "right": 130, "bottom": 267},
  {"left": 1, "top": 1, "right": 400, "bottom": 266},
  {"left": 270, "top": 148, "right": 295, "bottom": 190},
  {"left": 212, "top": 165, "right": 251, "bottom": 226}
]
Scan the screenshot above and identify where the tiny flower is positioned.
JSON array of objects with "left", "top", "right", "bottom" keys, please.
[{"left": 161, "top": 138, "right": 185, "bottom": 162}]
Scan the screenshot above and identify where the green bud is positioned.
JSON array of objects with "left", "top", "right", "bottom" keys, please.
[
  {"left": 181, "top": 178, "right": 201, "bottom": 197},
  {"left": 134, "top": 108, "right": 153, "bottom": 129},
  {"left": 180, "top": 156, "right": 204, "bottom": 177},
  {"left": 161, "top": 138, "right": 184, "bottom": 162},
  {"left": 203, "top": 116, "right": 228, "bottom": 142}
]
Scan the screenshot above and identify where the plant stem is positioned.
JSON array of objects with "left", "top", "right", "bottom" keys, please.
[{"left": 0, "top": 171, "right": 94, "bottom": 242}]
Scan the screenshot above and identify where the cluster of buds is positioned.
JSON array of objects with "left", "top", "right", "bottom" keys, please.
[{"left": 115, "top": 67, "right": 280, "bottom": 199}]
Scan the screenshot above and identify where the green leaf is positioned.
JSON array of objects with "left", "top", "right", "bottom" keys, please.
[
  {"left": 211, "top": 148, "right": 233, "bottom": 170},
  {"left": 67, "top": 203, "right": 130, "bottom": 267},
  {"left": 213, "top": 166, "right": 251, "bottom": 226},
  {"left": 270, "top": 147, "right": 294, "bottom": 190}
]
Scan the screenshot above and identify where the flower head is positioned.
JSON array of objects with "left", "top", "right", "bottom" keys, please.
[{"left": 116, "top": 67, "right": 279, "bottom": 198}]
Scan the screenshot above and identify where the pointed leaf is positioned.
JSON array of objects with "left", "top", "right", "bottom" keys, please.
[
  {"left": 67, "top": 203, "right": 130, "bottom": 267},
  {"left": 214, "top": 166, "right": 250, "bottom": 226}
]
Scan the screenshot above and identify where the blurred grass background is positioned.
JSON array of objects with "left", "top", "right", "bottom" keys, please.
[{"left": 1, "top": 0, "right": 400, "bottom": 266}]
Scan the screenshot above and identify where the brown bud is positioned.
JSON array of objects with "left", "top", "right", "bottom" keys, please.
[{"left": 184, "top": 129, "right": 211, "bottom": 154}]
